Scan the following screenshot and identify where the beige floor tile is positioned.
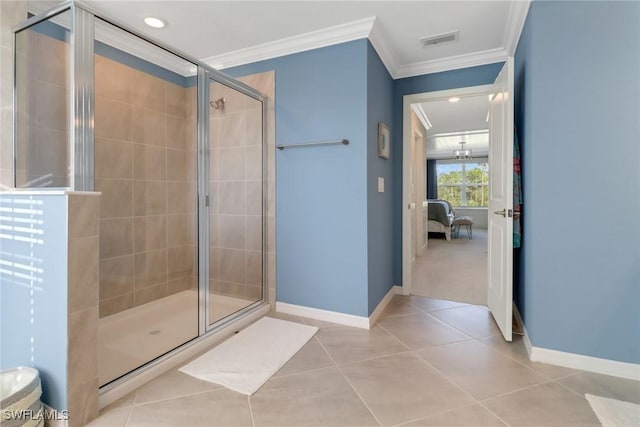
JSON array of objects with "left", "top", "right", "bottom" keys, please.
[
  {"left": 479, "top": 335, "right": 581, "bottom": 379},
  {"left": 379, "top": 297, "right": 423, "bottom": 319},
  {"left": 315, "top": 325, "right": 408, "bottom": 365},
  {"left": 484, "top": 382, "right": 601, "bottom": 426},
  {"left": 87, "top": 406, "right": 131, "bottom": 427},
  {"left": 408, "top": 296, "right": 469, "bottom": 313},
  {"left": 273, "top": 338, "right": 335, "bottom": 377},
  {"left": 379, "top": 313, "right": 470, "bottom": 349},
  {"left": 417, "top": 340, "right": 548, "bottom": 400},
  {"left": 341, "top": 352, "right": 474, "bottom": 427},
  {"left": 127, "top": 389, "right": 252, "bottom": 427},
  {"left": 430, "top": 305, "right": 501, "bottom": 338},
  {"left": 100, "top": 392, "right": 135, "bottom": 412},
  {"left": 133, "top": 369, "right": 221, "bottom": 404},
  {"left": 250, "top": 367, "right": 378, "bottom": 427},
  {"left": 557, "top": 371, "right": 640, "bottom": 404},
  {"left": 402, "top": 404, "right": 507, "bottom": 426}
]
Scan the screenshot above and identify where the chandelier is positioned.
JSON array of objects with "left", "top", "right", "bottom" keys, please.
[{"left": 453, "top": 141, "right": 472, "bottom": 160}]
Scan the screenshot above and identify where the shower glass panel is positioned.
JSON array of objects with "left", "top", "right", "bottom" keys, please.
[
  {"left": 94, "top": 18, "right": 198, "bottom": 386},
  {"left": 14, "top": 10, "right": 71, "bottom": 188},
  {"left": 208, "top": 79, "right": 264, "bottom": 326}
]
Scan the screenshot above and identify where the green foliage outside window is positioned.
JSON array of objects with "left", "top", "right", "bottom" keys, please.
[{"left": 437, "top": 162, "right": 488, "bottom": 207}]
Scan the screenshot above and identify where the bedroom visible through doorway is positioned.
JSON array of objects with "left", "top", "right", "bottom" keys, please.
[{"left": 408, "top": 92, "right": 491, "bottom": 306}]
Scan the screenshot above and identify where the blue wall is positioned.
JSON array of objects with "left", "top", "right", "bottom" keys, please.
[
  {"left": 0, "top": 194, "right": 69, "bottom": 410},
  {"left": 514, "top": 1, "right": 640, "bottom": 363},
  {"left": 225, "top": 40, "right": 371, "bottom": 316},
  {"left": 366, "top": 42, "right": 395, "bottom": 313},
  {"left": 391, "top": 63, "right": 504, "bottom": 284}
]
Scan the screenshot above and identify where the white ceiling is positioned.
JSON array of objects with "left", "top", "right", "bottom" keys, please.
[
  {"left": 29, "top": 1, "right": 530, "bottom": 78},
  {"left": 419, "top": 94, "right": 490, "bottom": 159}
]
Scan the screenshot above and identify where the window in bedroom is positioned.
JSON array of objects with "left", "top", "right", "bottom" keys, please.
[{"left": 437, "top": 161, "right": 489, "bottom": 207}]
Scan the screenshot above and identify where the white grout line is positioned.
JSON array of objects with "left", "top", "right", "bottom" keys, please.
[
  {"left": 123, "top": 403, "right": 134, "bottom": 427},
  {"left": 375, "top": 323, "right": 413, "bottom": 350},
  {"left": 314, "top": 337, "right": 384, "bottom": 427}
]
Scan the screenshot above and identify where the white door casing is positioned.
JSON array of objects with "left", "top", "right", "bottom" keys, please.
[{"left": 487, "top": 58, "right": 514, "bottom": 341}]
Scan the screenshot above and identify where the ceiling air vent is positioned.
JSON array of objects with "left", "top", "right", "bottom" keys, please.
[{"left": 420, "top": 31, "right": 459, "bottom": 48}]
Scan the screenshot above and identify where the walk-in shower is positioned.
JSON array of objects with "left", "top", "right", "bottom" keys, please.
[{"left": 12, "top": 1, "right": 267, "bottom": 389}]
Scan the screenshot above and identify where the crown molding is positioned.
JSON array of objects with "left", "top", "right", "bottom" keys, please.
[
  {"left": 504, "top": 0, "right": 531, "bottom": 55},
  {"left": 205, "top": 17, "right": 376, "bottom": 70},
  {"left": 394, "top": 47, "right": 509, "bottom": 79},
  {"left": 367, "top": 18, "right": 400, "bottom": 78},
  {"left": 411, "top": 104, "right": 431, "bottom": 130}
]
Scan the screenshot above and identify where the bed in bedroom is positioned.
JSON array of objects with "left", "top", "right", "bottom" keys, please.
[{"left": 424, "top": 199, "right": 455, "bottom": 241}]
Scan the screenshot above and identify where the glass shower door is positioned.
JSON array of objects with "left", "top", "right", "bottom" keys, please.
[{"left": 206, "top": 77, "right": 264, "bottom": 327}]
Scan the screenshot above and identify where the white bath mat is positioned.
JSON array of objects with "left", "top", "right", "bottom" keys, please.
[
  {"left": 585, "top": 394, "right": 640, "bottom": 427},
  {"left": 179, "top": 317, "right": 318, "bottom": 395}
]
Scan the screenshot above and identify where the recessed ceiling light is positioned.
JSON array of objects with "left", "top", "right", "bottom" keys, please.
[
  {"left": 144, "top": 17, "right": 165, "bottom": 28},
  {"left": 449, "top": 97, "right": 460, "bottom": 103}
]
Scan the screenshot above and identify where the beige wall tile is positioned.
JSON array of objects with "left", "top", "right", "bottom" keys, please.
[
  {"left": 32, "top": 127, "right": 68, "bottom": 180},
  {"left": 244, "top": 146, "right": 262, "bottom": 181},
  {"left": 95, "top": 96, "right": 132, "bottom": 141},
  {"left": 133, "top": 144, "right": 166, "bottom": 180},
  {"left": 167, "top": 181, "right": 195, "bottom": 214},
  {"left": 246, "top": 250, "right": 262, "bottom": 287},
  {"left": 168, "top": 275, "right": 196, "bottom": 295},
  {"left": 95, "top": 179, "right": 133, "bottom": 218},
  {"left": 246, "top": 285, "right": 262, "bottom": 301},
  {"left": 134, "top": 282, "right": 168, "bottom": 306},
  {"left": 134, "top": 215, "right": 167, "bottom": 253},
  {"left": 37, "top": 80, "right": 68, "bottom": 131},
  {"left": 37, "top": 36, "right": 69, "bottom": 86},
  {"left": 67, "top": 307, "right": 98, "bottom": 398},
  {"left": 209, "top": 246, "right": 220, "bottom": 281},
  {"left": 132, "top": 70, "right": 166, "bottom": 112},
  {"left": 133, "top": 107, "right": 166, "bottom": 147},
  {"left": 68, "top": 236, "right": 99, "bottom": 314},
  {"left": 95, "top": 55, "right": 132, "bottom": 103},
  {"left": 100, "top": 293, "right": 133, "bottom": 318},
  {"left": 133, "top": 180, "right": 166, "bottom": 216},
  {"left": 166, "top": 148, "right": 189, "bottom": 181},
  {"left": 167, "top": 214, "right": 194, "bottom": 247},
  {"left": 245, "top": 181, "right": 262, "bottom": 216},
  {"left": 100, "top": 218, "right": 133, "bottom": 259},
  {"left": 166, "top": 81, "right": 187, "bottom": 118},
  {"left": 134, "top": 249, "right": 168, "bottom": 289},
  {"left": 218, "top": 281, "right": 246, "bottom": 298},
  {"left": 67, "top": 376, "right": 98, "bottom": 427},
  {"left": 217, "top": 182, "right": 246, "bottom": 215},
  {"left": 95, "top": 138, "right": 133, "bottom": 179},
  {"left": 100, "top": 255, "right": 134, "bottom": 300},
  {"left": 69, "top": 194, "right": 99, "bottom": 239},
  {"left": 218, "top": 215, "right": 246, "bottom": 250},
  {"left": 246, "top": 215, "right": 262, "bottom": 251},
  {"left": 166, "top": 116, "right": 187, "bottom": 150},
  {"left": 219, "top": 248, "right": 246, "bottom": 284},
  {"left": 168, "top": 245, "right": 194, "bottom": 280},
  {"left": 214, "top": 147, "right": 245, "bottom": 181}
]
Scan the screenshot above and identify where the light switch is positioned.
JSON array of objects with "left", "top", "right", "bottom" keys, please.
[{"left": 378, "top": 177, "right": 384, "bottom": 193}]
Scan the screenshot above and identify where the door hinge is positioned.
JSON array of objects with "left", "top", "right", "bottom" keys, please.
[{"left": 205, "top": 195, "right": 210, "bottom": 207}]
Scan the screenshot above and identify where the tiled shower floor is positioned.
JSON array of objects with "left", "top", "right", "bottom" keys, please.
[{"left": 90, "top": 295, "right": 640, "bottom": 426}]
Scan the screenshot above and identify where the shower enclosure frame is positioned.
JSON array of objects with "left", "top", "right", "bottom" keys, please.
[{"left": 13, "top": 0, "right": 269, "bottom": 391}]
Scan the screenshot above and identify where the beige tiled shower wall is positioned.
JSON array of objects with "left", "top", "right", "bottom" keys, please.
[
  {"left": 12, "top": 16, "right": 70, "bottom": 188},
  {"left": 209, "top": 82, "right": 264, "bottom": 302},
  {"left": 0, "top": 2, "right": 26, "bottom": 189},
  {"left": 95, "top": 54, "right": 197, "bottom": 318},
  {"left": 238, "top": 71, "right": 276, "bottom": 306}
]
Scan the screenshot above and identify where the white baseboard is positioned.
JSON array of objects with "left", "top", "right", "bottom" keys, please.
[
  {"left": 276, "top": 285, "right": 402, "bottom": 330},
  {"left": 367, "top": 286, "right": 400, "bottom": 327},
  {"left": 513, "top": 303, "right": 639, "bottom": 381},
  {"left": 276, "top": 302, "right": 370, "bottom": 329}
]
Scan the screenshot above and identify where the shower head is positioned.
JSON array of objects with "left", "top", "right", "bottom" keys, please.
[{"left": 210, "top": 97, "right": 226, "bottom": 110}]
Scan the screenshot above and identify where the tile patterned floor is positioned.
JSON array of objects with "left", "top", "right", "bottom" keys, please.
[{"left": 89, "top": 295, "right": 640, "bottom": 427}]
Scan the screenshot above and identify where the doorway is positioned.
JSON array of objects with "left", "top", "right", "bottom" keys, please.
[{"left": 402, "top": 59, "right": 514, "bottom": 341}]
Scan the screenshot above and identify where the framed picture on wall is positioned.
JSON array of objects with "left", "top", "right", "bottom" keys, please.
[{"left": 378, "top": 122, "right": 390, "bottom": 159}]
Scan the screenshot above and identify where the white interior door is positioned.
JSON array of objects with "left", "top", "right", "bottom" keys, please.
[{"left": 487, "top": 58, "right": 514, "bottom": 341}]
